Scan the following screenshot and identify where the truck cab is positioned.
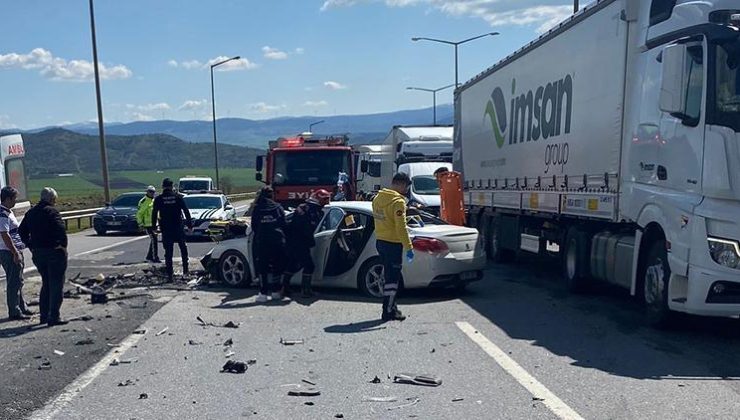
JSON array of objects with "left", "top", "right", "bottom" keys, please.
[{"left": 177, "top": 176, "right": 214, "bottom": 194}]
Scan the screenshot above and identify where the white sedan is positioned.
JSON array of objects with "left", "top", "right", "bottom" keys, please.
[
  {"left": 183, "top": 194, "right": 237, "bottom": 238},
  {"left": 200, "top": 201, "right": 486, "bottom": 297}
]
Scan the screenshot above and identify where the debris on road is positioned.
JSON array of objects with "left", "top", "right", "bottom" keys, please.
[
  {"left": 38, "top": 361, "right": 52, "bottom": 371},
  {"left": 280, "top": 338, "right": 304, "bottom": 346},
  {"left": 155, "top": 327, "right": 169, "bottom": 336},
  {"left": 221, "top": 360, "right": 248, "bottom": 374},
  {"left": 224, "top": 351, "right": 235, "bottom": 358},
  {"left": 139, "top": 393, "right": 148, "bottom": 400},
  {"left": 118, "top": 379, "right": 135, "bottom": 387},
  {"left": 75, "top": 339, "right": 95, "bottom": 346},
  {"left": 223, "top": 321, "right": 240, "bottom": 329},
  {"left": 363, "top": 396, "right": 398, "bottom": 403},
  {"left": 387, "top": 397, "right": 420, "bottom": 411},
  {"left": 335, "top": 415, "right": 344, "bottom": 419},
  {"left": 452, "top": 397, "right": 464, "bottom": 402},
  {"left": 393, "top": 373, "right": 442, "bottom": 387},
  {"left": 304, "top": 402, "right": 315, "bottom": 406},
  {"left": 53, "top": 350, "right": 65, "bottom": 356},
  {"left": 224, "top": 338, "right": 233, "bottom": 347},
  {"left": 188, "top": 340, "right": 203, "bottom": 346},
  {"left": 110, "top": 358, "right": 136, "bottom": 366},
  {"left": 288, "top": 388, "right": 321, "bottom": 397},
  {"left": 133, "top": 329, "right": 147, "bottom": 335},
  {"left": 532, "top": 397, "right": 545, "bottom": 402},
  {"left": 196, "top": 315, "right": 208, "bottom": 326},
  {"left": 370, "top": 376, "right": 382, "bottom": 384},
  {"left": 302, "top": 379, "right": 317, "bottom": 386}
]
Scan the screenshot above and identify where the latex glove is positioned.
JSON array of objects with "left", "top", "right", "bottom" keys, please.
[{"left": 406, "top": 249, "right": 415, "bottom": 264}]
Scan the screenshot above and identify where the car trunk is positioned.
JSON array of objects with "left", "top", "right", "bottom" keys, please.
[{"left": 410, "top": 225, "right": 481, "bottom": 256}]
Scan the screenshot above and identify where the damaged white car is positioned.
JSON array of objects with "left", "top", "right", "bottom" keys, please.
[{"left": 200, "top": 201, "right": 486, "bottom": 297}]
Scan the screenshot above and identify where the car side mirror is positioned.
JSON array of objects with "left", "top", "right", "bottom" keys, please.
[
  {"left": 256, "top": 155, "right": 264, "bottom": 172},
  {"left": 255, "top": 172, "right": 263, "bottom": 182},
  {"left": 225, "top": 205, "right": 234, "bottom": 210},
  {"left": 360, "top": 160, "right": 368, "bottom": 173},
  {"left": 659, "top": 44, "right": 690, "bottom": 117}
]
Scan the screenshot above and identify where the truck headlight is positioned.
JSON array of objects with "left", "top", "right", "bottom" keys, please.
[{"left": 708, "top": 238, "right": 740, "bottom": 269}]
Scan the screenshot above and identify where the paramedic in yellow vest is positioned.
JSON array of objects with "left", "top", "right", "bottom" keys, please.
[
  {"left": 137, "top": 185, "right": 160, "bottom": 263},
  {"left": 372, "top": 172, "right": 413, "bottom": 322}
]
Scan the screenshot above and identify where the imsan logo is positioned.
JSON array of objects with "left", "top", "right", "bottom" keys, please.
[{"left": 484, "top": 76, "right": 574, "bottom": 148}]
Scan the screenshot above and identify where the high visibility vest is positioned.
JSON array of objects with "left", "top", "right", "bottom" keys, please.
[{"left": 437, "top": 171, "right": 466, "bottom": 226}]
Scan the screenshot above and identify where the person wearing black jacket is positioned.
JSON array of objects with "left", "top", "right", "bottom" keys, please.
[
  {"left": 18, "top": 187, "right": 68, "bottom": 326},
  {"left": 250, "top": 186, "right": 287, "bottom": 303},
  {"left": 151, "top": 178, "right": 192, "bottom": 282},
  {"left": 281, "top": 189, "right": 330, "bottom": 298}
]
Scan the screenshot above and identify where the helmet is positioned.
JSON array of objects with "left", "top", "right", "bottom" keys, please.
[
  {"left": 146, "top": 185, "right": 156, "bottom": 193},
  {"left": 311, "top": 189, "right": 332, "bottom": 206}
]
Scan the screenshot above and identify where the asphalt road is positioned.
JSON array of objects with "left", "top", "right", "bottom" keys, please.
[{"left": 5, "top": 197, "right": 740, "bottom": 419}]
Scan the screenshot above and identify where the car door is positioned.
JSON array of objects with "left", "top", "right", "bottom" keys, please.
[{"left": 311, "top": 207, "right": 346, "bottom": 283}]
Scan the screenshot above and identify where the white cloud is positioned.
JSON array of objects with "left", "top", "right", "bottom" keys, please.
[
  {"left": 169, "top": 56, "right": 257, "bottom": 71},
  {"left": 0, "top": 115, "right": 16, "bottom": 129},
  {"left": 178, "top": 99, "right": 208, "bottom": 111},
  {"left": 262, "top": 46, "right": 288, "bottom": 60},
  {"left": 249, "top": 102, "right": 287, "bottom": 113},
  {"left": 182, "top": 60, "right": 203, "bottom": 69},
  {"left": 127, "top": 102, "right": 170, "bottom": 112},
  {"left": 295, "top": 48, "right": 305, "bottom": 55},
  {"left": 167, "top": 59, "right": 179, "bottom": 67},
  {"left": 130, "top": 112, "right": 155, "bottom": 122},
  {"left": 324, "top": 81, "right": 347, "bottom": 90},
  {"left": 0, "top": 48, "right": 132, "bottom": 82},
  {"left": 303, "top": 100, "right": 329, "bottom": 107},
  {"left": 321, "top": 1, "right": 574, "bottom": 33}
]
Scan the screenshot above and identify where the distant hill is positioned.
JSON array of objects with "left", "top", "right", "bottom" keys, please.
[
  {"left": 28, "top": 104, "right": 454, "bottom": 148},
  {"left": 22, "top": 129, "right": 261, "bottom": 178}
]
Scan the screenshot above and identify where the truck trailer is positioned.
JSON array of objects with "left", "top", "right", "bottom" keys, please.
[{"left": 455, "top": 0, "right": 740, "bottom": 324}]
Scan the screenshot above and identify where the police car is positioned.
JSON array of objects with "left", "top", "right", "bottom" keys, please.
[{"left": 182, "top": 193, "right": 236, "bottom": 237}]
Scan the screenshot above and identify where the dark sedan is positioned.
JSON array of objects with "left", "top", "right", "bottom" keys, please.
[{"left": 92, "top": 192, "right": 145, "bottom": 235}]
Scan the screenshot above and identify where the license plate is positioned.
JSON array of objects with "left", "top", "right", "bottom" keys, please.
[
  {"left": 460, "top": 271, "right": 477, "bottom": 281},
  {"left": 107, "top": 221, "right": 122, "bottom": 226}
]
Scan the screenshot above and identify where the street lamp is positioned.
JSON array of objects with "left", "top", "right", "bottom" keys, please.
[
  {"left": 411, "top": 32, "right": 500, "bottom": 87},
  {"left": 210, "top": 55, "right": 241, "bottom": 190},
  {"left": 309, "top": 120, "right": 325, "bottom": 133},
  {"left": 574, "top": 0, "right": 579, "bottom": 13},
  {"left": 406, "top": 84, "right": 454, "bottom": 125},
  {"left": 88, "top": 0, "right": 110, "bottom": 203}
]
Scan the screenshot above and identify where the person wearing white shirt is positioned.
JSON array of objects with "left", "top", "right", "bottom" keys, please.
[{"left": 0, "top": 186, "right": 33, "bottom": 321}]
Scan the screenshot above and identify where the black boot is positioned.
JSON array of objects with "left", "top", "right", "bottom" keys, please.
[
  {"left": 281, "top": 274, "right": 293, "bottom": 298},
  {"left": 301, "top": 274, "right": 313, "bottom": 297}
]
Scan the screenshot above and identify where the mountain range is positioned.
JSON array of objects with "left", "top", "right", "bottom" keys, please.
[{"left": 28, "top": 104, "right": 454, "bottom": 148}]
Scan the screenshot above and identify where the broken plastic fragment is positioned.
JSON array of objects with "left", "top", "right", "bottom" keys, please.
[
  {"left": 53, "top": 350, "right": 65, "bottom": 356},
  {"left": 288, "top": 388, "right": 321, "bottom": 397},
  {"left": 393, "top": 373, "right": 441, "bottom": 387},
  {"left": 280, "top": 338, "right": 304, "bottom": 346},
  {"left": 155, "top": 327, "right": 169, "bottom": 337}
]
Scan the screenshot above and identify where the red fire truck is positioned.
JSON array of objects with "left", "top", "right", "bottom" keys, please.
[{"left": 255, "top": 133, "right": 355, "bottom": 208}]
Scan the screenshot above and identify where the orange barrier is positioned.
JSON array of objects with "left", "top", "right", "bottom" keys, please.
[{"left": 437, "top": 171, "right": 466, "bottom": 226}]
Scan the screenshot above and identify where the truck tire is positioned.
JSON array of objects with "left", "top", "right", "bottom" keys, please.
[
  {"left": 486, "top": 217, "right": 515, "bottom": 263},
  {"left": 642, "top": 240, "right": 675, "bottom": 328},
  {"left": 562, "top": 227, "right": 590, "bottom": 292}
]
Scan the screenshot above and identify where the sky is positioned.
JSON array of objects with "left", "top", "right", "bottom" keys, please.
[{"left": 0, "top": 0, "right": 591, "bottom": 129}]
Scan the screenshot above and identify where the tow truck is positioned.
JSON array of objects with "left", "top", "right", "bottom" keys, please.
[{"left": 255, "top": 133, "right": 355, "bottom": 208}]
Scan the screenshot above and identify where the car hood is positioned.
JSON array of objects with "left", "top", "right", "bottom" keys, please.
[{"left": 96, "top": 206, "right": 137, "bottom": 216}]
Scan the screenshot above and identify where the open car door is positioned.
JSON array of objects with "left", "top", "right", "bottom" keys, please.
[{"left": 311, "top": 207, "right": 346, "bottom": 282}]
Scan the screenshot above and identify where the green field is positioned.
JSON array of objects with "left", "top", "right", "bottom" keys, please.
[{"left": 28, "top": 168, "right": 259, "bottom": 210}]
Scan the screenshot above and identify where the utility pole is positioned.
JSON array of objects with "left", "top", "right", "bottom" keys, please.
[
  {"left": 89, "top": 0, "right": 110, "bottom": 203},
  {"left": 574, "top": 0, "right": 579, "bottom": 13},
  {"left": 210, "top": 56, "right": 240, "bottom": 190}
]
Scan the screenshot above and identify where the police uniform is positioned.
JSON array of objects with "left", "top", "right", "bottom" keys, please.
[
  {"left": 282, "top": 199, "right": 324, "bottom": 296},
  {"left": 251, "top": 196, "right": 287, "bottom": 296},
  {"left": 151, "top": 188, "right": 192, "bottom": 281}
]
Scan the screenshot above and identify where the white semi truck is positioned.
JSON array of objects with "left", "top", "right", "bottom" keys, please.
[{"left": 456, "top": 0, "right": 740, "bottom": 325}]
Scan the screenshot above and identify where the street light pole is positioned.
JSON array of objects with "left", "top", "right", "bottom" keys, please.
[
  {"left": 406, "top": 84, "right": 454, "bottom": 125},
  {"left": 88, "top": 0, "right": 110, "bottom": 203},
  {"left": 411, "top": 32, "right": 500, "bottom": 87},
  {"left": 210, "top": 56, "right": 240, "bottom": 191},
  {"left": 309, "top": 120, "right": 325, "bottom": 133},
  {"left": 574, "top": 0, "right": 579, "bottom": 13}
]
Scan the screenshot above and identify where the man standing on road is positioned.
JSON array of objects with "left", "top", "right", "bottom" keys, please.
[
  {"left": 281, "top": 189, "right": 331, "bottom": 298},
  {"left": 251, "top": 186, "right": 287, "bottom": 303},
  {"left": 372, "top": 173, "right": 413, "bottom": 322},
  {"left": 137, "top": 185, "right": 160, "bottom": 263},
  {"left": 18, "top": 187, "right": 68, "bottom": 326},
  {"left": 151, "top": 178, "right": 192, "bottom": 283},
  {"left": 0, "top": 187, "right": 33, "bottom": 321}
]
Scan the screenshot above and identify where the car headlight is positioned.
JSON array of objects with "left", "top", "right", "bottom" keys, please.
[{"left": 708, "top": 237, "right": 740, "bottom": 269}]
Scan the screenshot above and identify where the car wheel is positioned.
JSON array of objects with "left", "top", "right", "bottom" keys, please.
[
  {"left": 95, "top": 228, "right": 106, "bottom": 236},
  {"left": 357, "top": 257, "right": 384, "bottom": 298},
  {"left": 219, "top": 250, "right": 250, "bottom": 288},
  {"left": 643, "top": 240, "right": 675, "bottom": 328}
]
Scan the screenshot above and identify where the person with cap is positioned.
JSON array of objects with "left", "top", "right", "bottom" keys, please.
[
  {"left": 281, "top": 189, "right": 331, "bottom": 298},
  {"left": 151, "top": 178, "right": 192, "bottom": 282},
  {"left": 250, "top": 186, "right": 287, "bottom": 303},
  {"left": 19, "top": 187, "right": 68, "bottom": 326},
  {"left": 137, "top": 185, "right": 160, "bottom": 263},
  {"left": 0, "top": 186, "right": 33, "bottom": 321},
  {"left": 372, "top": 172, "right": 414, "bottom": 322}
]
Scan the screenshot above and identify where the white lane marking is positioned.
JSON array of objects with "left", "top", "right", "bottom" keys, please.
[
  {"left": 29, "top": 325, "right": 149, "bottom": 420},
  {"left": 73, "top": 235, "right": 148, "bottom": 257},
  {"left": 456, "top": 321, "right": 585, "bottom": 420}
]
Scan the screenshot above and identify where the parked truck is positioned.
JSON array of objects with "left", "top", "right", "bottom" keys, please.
[
  {"left": 255, "top": 133, "right": 355, "bottom": 208},
  {"left": 354, "top": 144, "right": 383, "bottom": 199},
  {"left": 456, "top": 0, "right": 740, "bottom": 325}
]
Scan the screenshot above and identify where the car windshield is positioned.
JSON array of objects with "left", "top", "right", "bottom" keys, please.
[
  {"left": 112, "top": 194, "right": 143, "bottom": 207},
  {"left": 184, "top": 196, "right": 221, "bottom": 209},
  {"left": 412, "top": 175, "right": 440, "bottom": 195},
  {"left": 714, "top": 41, "right": 740, "bottom": 129},
  {"left": 273, "top": 150, "right": 351, "bottom": 186},
  {"left": 179, "top": 180, "right": 209, "bottom": 191}
]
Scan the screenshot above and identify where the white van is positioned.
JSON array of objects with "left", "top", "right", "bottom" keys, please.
[
  {"left": 178, "top": 176, "right": 214, "bottom": 194},
  {"left": 396, "top": 161, "right": 451, "bottom": 213}
]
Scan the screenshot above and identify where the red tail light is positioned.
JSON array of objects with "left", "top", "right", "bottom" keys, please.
[{"left": 412, "top": 237, "right": 449, "bottom": 254}]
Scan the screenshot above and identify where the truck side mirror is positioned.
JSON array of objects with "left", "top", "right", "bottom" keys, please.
[
  {"left": 659, "top": 44, "right": 689, "bottom": 117},
  {"left": 255, "top": 172, "right": 263, "bottom": 182},
  {"left": 360, "top": 160, "right": 368, "bottom": 173},
  {"left": 256, "top": 155, "right": 264, "bottom": 172}
]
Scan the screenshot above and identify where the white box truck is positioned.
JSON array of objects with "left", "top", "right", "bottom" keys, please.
[{"left": 456, "top": 0, "right": 740, "bottom": 325}]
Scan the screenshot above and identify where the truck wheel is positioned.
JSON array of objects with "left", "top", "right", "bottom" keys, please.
[
  {"left": 219, "top": 250, "right": 250, "bottom": 288},
  {"left": 643, "top": 240, "right": 675, "bottom": 328},
  {"left": 486, "top": 217, "right": 514, "bottom": 263},
  {"left": 562, "top": 227, "right": 590, "bottom": 292}
]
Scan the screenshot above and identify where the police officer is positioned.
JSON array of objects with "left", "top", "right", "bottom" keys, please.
[
  {"left": 281, "top": 189, "right": 331, "bottom": 298},
  {"left": 251, "top": 186, "right": 287, "bottom": 303},
  {"left": 137, "top": 185, "right": 160, "bottom": 263},
  {"left": 151, "top": 178, "right": 192, "bottom": 282},
  {"left": 372, "top": 172, "right": 414, "bottom": 322}
]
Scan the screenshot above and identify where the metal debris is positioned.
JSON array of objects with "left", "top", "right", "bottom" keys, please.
[
  {"left": 221, "top": 360, "right": 249, "bottom": 374},
  {"left": 393, "top": 373, "right": 442, "bottom": 387},
  {"left": 155, "top": 327, "right": 169, "bottom": 337},
  {"left": 302, "top": 379, "right": 317, "bottom": 386},
  {"left": 387, "top": 397, "right": 420, "bottom": 411},
  {"left": 280, "top": 338, "right": 304, "bottom": 346},
  {"left": 288, "top": 388, "right": 321, "bottom": 397},
  {"left": 452, "top": 397, "right": 464, "bottom": 402}
]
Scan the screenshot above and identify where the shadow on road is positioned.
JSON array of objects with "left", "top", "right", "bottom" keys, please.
[
  {"left": 461, "top": 255, "right": 740, "bottom": 381},
  {"left": 324, "top": 319, "right": 387, "bottom": 334}
]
